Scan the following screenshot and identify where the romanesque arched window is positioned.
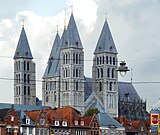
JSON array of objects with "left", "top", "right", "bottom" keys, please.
[
  {"left": 106, "top": 56, "right": 108, "bottom": 64},
  {"left": 97, "top": 57, "right": 99, "bottom": 65},
  {"left": 27, "top": 61, "right": 29, "bottom": 71},
  {"left": 76, "top": 81, "right": 78, "bottom": 91},
  {"left": 112, "top": 68, "right": 114, "bottom": 78},
  {"left": 107, "top": 68, "right": 110, "bottom": 78},
  {"left": 100, "top": 57, "right": 101, "bottom": 65},
  {"left": 113, "top": 57, "right": 116, "bottom": 65},
  {"left": 68, "top": 52, "right": 70, "bottom": 64},
  {"left": 76, "top": 53, "right": 78, "bottom": 64},
  {"left": 109, "top": 82, "right": 112, "bottom": 91},
  {"left": 24, "top": 61, "right": 26, "bottom": 71},
  {"left": 63, "top": 53, "right": 65, "bottom": 64},
  {"left": 102, "top": 56, "right": 104, "bottom": 64},
  {"left": 76, "top": 68, "right": 78, "bottom": 77},
  {"left": 101, "top": 68, "right": 103, "bottom": 78},
  {"left": 97, "top": 68, "right": 100, "bottom": 78},
  {"left": 99, "top": 82, "right": 102, "bottom": 91},
  {"left": 110, "top": 57, "right": 112, "bottom": 65}
]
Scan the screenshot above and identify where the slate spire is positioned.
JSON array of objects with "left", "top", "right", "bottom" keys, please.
[
  {"left": 14, "top": 26, "right": 33, "bottom": 59},
  {"left": 94, "top": 20, "right": 117, "bottom": 54},
  {"left": 43, "top": 32, "right": 61, "bottom": 78},
  {"left": 62, "top": 14, "right": 83, "bottom": 49}
]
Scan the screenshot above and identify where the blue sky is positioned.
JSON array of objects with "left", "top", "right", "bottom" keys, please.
[{"left": 0, "top": 0, "right": 160, "bottom": 111}]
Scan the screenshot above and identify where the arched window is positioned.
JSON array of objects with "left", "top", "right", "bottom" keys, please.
[
  {"left": 68, "top": 52, "right": 70, "bottom": 64},
  {"left": 113, "top": 57, "right": 116, "bottom": 65},
  {"left": 76, "top": 68, "right": 78, "bottom": 77},
  {"left": 102, "top": 56, "right": 104, "bottom": 64},
  {"left": 99, "top": 82, "right": 102, "bottom": 91},
  {"left": 65, "top": 81, "right": 68, "bottom": 91},
  {"left": 73, "top": 52, "right": 76, "bottom": 64},
  {"left": 24, "top": 74, "right": 26, "bottom": 83},
  {"left": 27, "top": 62, "right": 29, "bottom": 71},
  {"left": 100, "top": 57, "right": 101, "bottom": 65},
  {"left": 97, "top": 68, "right": 100, "bottom": 78},
  {"left": 101, "top": 68, "right": 103, "bottom": 78},
  {"left": 76, "top": 53, "right": 78, "bottom": 64},
  {"left": 109, "top": 82, "right": 112, "bottom": 91},
  {"left": 106, "top": 56, "right": 108, "bottom": 64},
  {"left": 24, "top": 61, "right": 26, "bottom": 71},
  {"left": 28, "top": 87, "right": 30, "bottom": 95},
  {"left": 63, "top": 54, "right": 65, "bottom": 64},
  {"left": 97, "top": 57, "right": 99, "bottom": 65},
  {"left": 110, "top": 57, "right": 112, "bottom": 64},
  {"left": 27, "top": 74, "right": 30, "bottom": 83},
  {"left": 79, "top": 53, "right": 81, "bottom": 64},
  {"left": 73, "top": 69, "right": 75, "bottom": 77},
  {"left": 76, "top": 81, "right": 78, "bottom": 91},
  {"left": 107, "top": 68, "right": 110, "bottom": 78},
  {"left": 65, "top": 53, "right": 68, "bottom": 64},
  {"left": 112, "top": 68, "right": 114, "bottom": 78}
]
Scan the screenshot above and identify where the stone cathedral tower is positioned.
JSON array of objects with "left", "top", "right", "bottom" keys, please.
[
  {"left": 13, "top": 26, "right": 36, "bottom": 105},
  {"left": 42, "top": 14, "right": 85, "bottom": 114},
  {"left": 60, "top": 14, "right": 85, "bottom": 113},
  {"left": 92, "top": 19, "right": 118, "bottom": 117}
]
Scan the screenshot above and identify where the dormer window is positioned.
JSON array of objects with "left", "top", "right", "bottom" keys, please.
[
  {"left": 26, "top": 119, "right": 30, "bottom": 124},
  {"left": 75, "top": 120, "right": 78, "bottom": 125},
  {"left": 81, "top": 121, "right": 84, "bottom": 126},
  {"left": 40, "top": 119, "right": 45, "bottom": 125},
  {"left": 11, "top": 115, "right": 14, "bottom": 122},
  {"left": 62, "top": 121, "right": 67, "bottom": 126},
  {"left": 55, "top": 121, "right": 59, "bottom": 126}
]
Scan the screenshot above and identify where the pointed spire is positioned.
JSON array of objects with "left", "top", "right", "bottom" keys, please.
[
  {"left": 62, "top": 14, "right": 83, "bottom": 49},
  {"left": 94, "top": 20, "right": 118, "bottom": 54},
  {"left": 43, "top": 33, "right": 61, "bottom": 78},
  {"left": 14, "top": 27, "right": 33, "bottom": 59}
]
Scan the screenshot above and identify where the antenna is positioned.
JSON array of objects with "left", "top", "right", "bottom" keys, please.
[{"left": 71, "top": 5, "right": 73, "bottom": 14}]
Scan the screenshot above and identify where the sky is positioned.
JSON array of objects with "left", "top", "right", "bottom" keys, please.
[{"left": 0, "top": 0, "right": 160, "bottom": 111}]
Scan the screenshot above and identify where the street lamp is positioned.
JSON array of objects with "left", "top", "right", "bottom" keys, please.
[{"left": 117, "top": 61, "right": 130, "bottom": 77}]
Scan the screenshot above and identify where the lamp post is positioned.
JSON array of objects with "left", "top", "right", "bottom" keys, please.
[{"left": 117, "top": 61, "right": 130, "bottom": 77}]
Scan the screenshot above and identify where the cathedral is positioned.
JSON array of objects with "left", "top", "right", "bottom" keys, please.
[{"left": 13, "top": 13, "right": 147, "bottom": 118}]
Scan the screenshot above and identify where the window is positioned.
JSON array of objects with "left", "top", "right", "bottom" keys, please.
[
  {"left": 97, "top": 57, "right": 99, "bottom": 65},
  {"left": 102, "top": 56, "right": 104, "bottom": 64},
  {"left": 107, "top": 68, "right": 110, "bottom": 78},
  {"left": 106, "top": 56, "right": 108, "bottom": 64},
  {"left": 100, "top": 57, "right": 101, "bottom": 65},
  {"left": 76, "top": 68, "right": 78, "bottom": 77},
  {"left": 62, "top": 121, "right": 67, "bottom": 126},
  {"left": 113, "top": 57, "right": 116, "bottom": 65},
  {"left": 24, "top": 86, "right": 26, "bottom": 95},
  {"left": 97, "top": 68, "right": 100, "bottom": 78},
  {"left": 24, "top": 61, "right": 26, "bottom": 71},
  {"left": 26, "top": 119, "right": 30, "bottom": 124},
  {"left": 75, "top": 120, "right": 78, "bottom": 125},
  {"left": 11, "top": 116, "right": 14, "bottom": 122},
  {"left": 55, "top": 121, "right": 59, "bottom": 126},
  {"left": 112, "top": 69, "right": 114, "bottom": 78},
  {"left": 76, "top": 53, "right": 78, "bottom": 64},
  {"left": 40, "top": 119, "right": 45, "bottom": 125},
  {"left": 110, "top": 57, "right": 112, "bottom": 64},
  {"left": 101, "top": 68, "right": 103, "bottom": 78},
  {"left": 28, "top": 87, "right": 30, "bottom": 95},
  {"left": 27, "top": 62, "right": 29, "bottom": 71},
  {"left": 24, "top": 74, "right": 26, "bottom": 83},
  {"left": 76, "top": 81, "right": 78, "bottom": 91},
  {"left": 27, "top": 74, "right": 30, "bottom": 83},
  {"left": 109, "top": 82, "right": 112, "bottom": 91},
  {"left": 99, "top": 82, "right": 102, "bottom": 91}
]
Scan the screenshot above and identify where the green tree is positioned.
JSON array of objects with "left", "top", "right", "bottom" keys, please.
[{"left": 84, "top": 108, "right": 99, "bottom": 116}]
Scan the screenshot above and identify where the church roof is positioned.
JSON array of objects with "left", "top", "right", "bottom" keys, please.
[
  {"left": 61, "top": 14, "right": 83, "bottom": 49},
  {"left": 94, "top": 20, "right": 117, "bottom": 54},
  {"left": 97, "top": 112, "right": 124, "bottom": 128},
  {"left": 14, "top": 27, "right": 33, "bottom": 59},
  {"left": 118, "top": 82, "right": 141, "bottom": 102},
  {"left": 43, "top": 33, "right": 61, "bottom": 78}
]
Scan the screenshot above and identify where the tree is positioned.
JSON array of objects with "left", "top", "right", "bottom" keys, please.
[{"left": 84, "top": 108, "right": 99, "bottom": 116}]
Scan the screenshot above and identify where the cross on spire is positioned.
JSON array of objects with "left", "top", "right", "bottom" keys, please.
[
  {"left": 22, "top": 18, "right": 25, "bottom": 28},
  {"left": 104, "top": 12, "right": 108, "bottom": 22}
]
